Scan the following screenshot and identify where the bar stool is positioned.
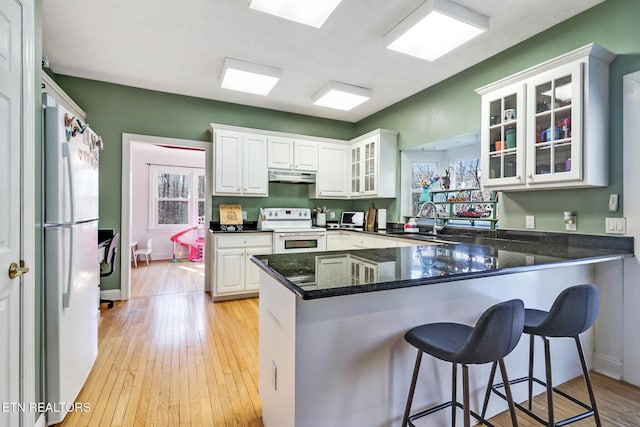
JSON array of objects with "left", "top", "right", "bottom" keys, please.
[
  {"left": 402, "top": 299, "right": 524, "bottom": 427},
  {"left": 482, "top": 284, "right": 601, "bottom": 426}
]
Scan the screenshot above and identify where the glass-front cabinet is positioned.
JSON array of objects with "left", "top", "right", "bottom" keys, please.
[
  {"left": 351, "top": 138, "right": 377, "bottom": 196},
  {"left": 477, "top": 43, "right": 613, "bottom": 191},
  {"left": 348, "top": 129, "right": 397, "bottom": 199},
  {"left": 480, "top": 83, "right": 525, "bottom": 188},
  {"left": 350, "top": 144, "right": 361, "bottom": 194},
  {"left": 527, "top": 62, "right": 582, "bottom": 184}
]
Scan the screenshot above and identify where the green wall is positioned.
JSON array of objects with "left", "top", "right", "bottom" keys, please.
[
  {"left": 52, "top": 76, "right": 356, "bottom": 289},
  {"left": 356, "top": 0, "right": 640, "bottom": 232}
]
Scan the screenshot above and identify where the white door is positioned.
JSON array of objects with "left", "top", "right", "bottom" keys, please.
[
  {"left": 245, "top": 246, "right": 271, "bottom": 291},
  {"left": 317, "top": 144, "right": 348, "bottom": 198},
  {"left": 215, "top": 249, "right": 244, "bottom": 294},
  {"left": 267, "top": 136, "right": 293, "bottom": 170},
  {"left": 0, "top": 0, "right": 23, "bottom": 425},
  {"left": 214, "top": 130, "right": 242, "bottom": 194},
  {"left": 294, "top": 140, "right": 318, "bottom": 171},
  {"left": 243, "top": 133, "right": 268, "bottom": 195}
]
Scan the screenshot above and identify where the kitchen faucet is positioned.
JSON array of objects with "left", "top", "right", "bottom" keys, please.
[{"left": 419, "top": 201, "right": 445, "bottom": 235}]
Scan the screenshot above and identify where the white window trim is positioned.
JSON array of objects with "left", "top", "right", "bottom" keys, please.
[
  {"left": 400, "top": 150, "right": 446, "bottom": 218},
  {"left": 148, "top": 165, "right": 205, "bottom": 230}
]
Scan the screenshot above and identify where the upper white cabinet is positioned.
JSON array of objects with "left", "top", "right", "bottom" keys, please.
[
  {"left": 212, "top": 128, "right": 268, "bottom": 196},
  {"left": 210, "top": 124, "right": 398, "bottom": 200},
  {"left": 349, "top": 129, "right": 398, "bottom": 198},
  {"left": 267, "top": 137, "right": 318, "bottom": 172},
  {"left": 309, "top": 142, "right": 349, "bottom": 199},
  {"left": 480, "top": 83, "right": 526, "bottom": 187},
  {"left": 477, "top": 43, "right": 614, "bottom": 191}
]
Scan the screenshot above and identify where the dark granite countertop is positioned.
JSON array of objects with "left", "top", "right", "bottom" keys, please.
[{"left": 251, "top": 230, "right": 634, "bottom": 300}]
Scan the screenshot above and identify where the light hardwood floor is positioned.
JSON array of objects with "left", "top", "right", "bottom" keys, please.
[{"left": 61, "top": 261, "right": 640, "bottom": 426}]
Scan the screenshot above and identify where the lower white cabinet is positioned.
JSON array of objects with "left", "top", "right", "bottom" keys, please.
[
  {"left": 327, "top": 231, "right": 430, "bottom": 251},
  {"left": 212, "top": 233, "right": 272, "bottom": 300}
]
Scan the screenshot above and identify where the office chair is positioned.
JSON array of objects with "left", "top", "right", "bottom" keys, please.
[{"left": 100, "top": 232, "right": 120, "bottom": 309}]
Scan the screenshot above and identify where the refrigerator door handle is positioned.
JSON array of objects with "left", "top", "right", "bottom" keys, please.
[
  {"left": 62, "top": 225, "right": 74, "bottom": 308},
  {"left": 62, "top": 142, "right": 76, "bottom": 223}
]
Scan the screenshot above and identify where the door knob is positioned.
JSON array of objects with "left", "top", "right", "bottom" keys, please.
[{"left": 8, "top": 260, "right": 29, "bottom": 280}]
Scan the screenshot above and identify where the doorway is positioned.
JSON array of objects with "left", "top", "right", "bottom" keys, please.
[{"left": 120, "top": 134, "right": 212, "bottom": 301}]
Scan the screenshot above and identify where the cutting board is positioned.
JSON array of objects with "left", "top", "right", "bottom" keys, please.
[
  {"left": 365, "top": 205, "right": 376, "bottom": 231},
  {"left": 219, "top": 204, "right": 242, "bottom": 225}
]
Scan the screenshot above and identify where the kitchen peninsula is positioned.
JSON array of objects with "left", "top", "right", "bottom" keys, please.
[{"left": 252, "top": 232, "right": 632, "bottom": 427}]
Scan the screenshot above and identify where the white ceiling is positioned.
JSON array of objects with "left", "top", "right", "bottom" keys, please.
[{"left": 42, "top": 0, "right": 604, "bottom": 123}]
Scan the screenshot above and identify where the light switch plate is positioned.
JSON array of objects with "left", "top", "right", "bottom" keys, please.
[
  {"left": 605, "top": 217, "right": 626, "bottom": 235},
  {"left": 609, "top": 194, "right": 619, "bottom": 212},
  {"left": 525, "top": 215, "right": 535, "bottom": 229}
]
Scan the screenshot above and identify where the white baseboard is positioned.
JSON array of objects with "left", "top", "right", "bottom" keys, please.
[
  {"left": 593, "top": 352, "right": 623, "bottom": 379},
  {"left": 100, "top": 289, "right": 122, "bottom": 301}
]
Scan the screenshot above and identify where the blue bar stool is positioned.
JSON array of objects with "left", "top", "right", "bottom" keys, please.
[
  {"left": 482, "top": 284, "right": 601, "bottom": 426},
  {"left": 402, "top": 299, "right": 525, "bottom": 427}
]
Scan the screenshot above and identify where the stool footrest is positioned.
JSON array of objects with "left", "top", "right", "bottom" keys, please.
[
  {"left": 408, "top": 400, "right": 495, "bottom": 427},
  {"left": 490, "top": 376, "right": 596, "bottom": 426}
]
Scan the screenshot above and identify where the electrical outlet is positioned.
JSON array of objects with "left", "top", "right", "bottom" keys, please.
[
  {"left": 525, "top": 215, "right": 535, "bottom": 229},
  {"left": 605, "top": 217, "right": 626, "bottom": 235}
]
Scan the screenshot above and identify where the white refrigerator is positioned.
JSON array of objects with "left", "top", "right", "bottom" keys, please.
[{"left": 42, "top": 93, "right": 101, "bottom": 425}]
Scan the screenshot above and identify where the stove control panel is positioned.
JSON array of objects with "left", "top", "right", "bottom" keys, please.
[{"left": 259, "top": 208, "right": 312, "bottom": 230}]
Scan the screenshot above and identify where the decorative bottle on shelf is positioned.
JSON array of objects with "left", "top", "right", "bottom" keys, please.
[{"left": 419, "top": 187, "right": 430, "bottom": 202}]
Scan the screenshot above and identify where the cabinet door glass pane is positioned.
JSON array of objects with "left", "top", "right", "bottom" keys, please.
[
  {"left": 351, "top": 146, "right": 361, "bottom": 193},
  {"left": 487, "top": 92, "right": 518, "bottom": 180},
  {"left": 534, "top": 74, "right": 572, "bottom": 176}
]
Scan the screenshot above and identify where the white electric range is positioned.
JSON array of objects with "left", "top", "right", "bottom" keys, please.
[{"left": 258, "top": 208, "right": 327, "bottom": 254}]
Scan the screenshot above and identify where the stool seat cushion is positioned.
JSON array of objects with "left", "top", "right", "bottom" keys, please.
[
  {"left": 404, "top": 299, "right": 524, "bottom": 365},
  {"left": 405, "top": 323, "right": 473, "bottom": 362},
  {"left": 523, "top": 308, "right": 547, "bottom": 332}
]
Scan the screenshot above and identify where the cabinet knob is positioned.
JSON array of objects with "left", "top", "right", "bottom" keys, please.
[{"left": 527, "top": 174, "right": 533, "bottom": 180}]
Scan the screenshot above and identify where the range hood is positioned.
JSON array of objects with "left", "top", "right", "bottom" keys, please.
[{"left": 268, "top": 170, "right": 316, "bottom": 184}]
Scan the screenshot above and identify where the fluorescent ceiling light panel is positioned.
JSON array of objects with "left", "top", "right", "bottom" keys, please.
[
  {"left": 384, "top": 0, "right": 489, "bottom": 61},
  {"left": 248, "top": 0, "right": 342, "bottom": 28},
  {"left": 312, "top": 81, "right": 372, "bottom": 111},
  {"left": 220, "top": 58, "right": 281, "bottom": 96}
]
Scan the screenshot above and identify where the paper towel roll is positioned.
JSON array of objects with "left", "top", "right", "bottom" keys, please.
[{"left": 377, "top": 209, "right": 387, "bottom": 230}]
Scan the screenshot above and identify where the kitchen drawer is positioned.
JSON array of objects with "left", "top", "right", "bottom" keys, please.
[
  {"left": 351, "top": 234, "right": 376, "bottom": 249},
  {"left": 216, "top": 233, "right": 272, "bottom": 249}
]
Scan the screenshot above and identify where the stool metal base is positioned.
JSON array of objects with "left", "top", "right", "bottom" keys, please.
[
  {"left": 489, "top": 376, "right": 596, "bottom": 427},
  {"left": 403, "top": 350, "right": 518, "bottom": 427},
  {"left": 408, "top": 400, "right": 495, "bottom": 427},
  {"left": 482, "top": 335, "right": 601, "bottom": 427}
]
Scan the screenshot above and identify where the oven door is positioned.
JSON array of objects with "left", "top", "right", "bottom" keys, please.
[{"left": 273, "top": 232, "right": 327, "bottom": 254}]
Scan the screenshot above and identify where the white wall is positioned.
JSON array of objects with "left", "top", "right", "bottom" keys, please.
[
  {"left": 131, "top": 143, "right": 206, "bottom": 260},
  {"left": 622, "top": 71, "right": 640, "bottom": 386}
]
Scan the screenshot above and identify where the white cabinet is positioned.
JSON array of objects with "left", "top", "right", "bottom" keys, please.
[
  {"left": 477, "top": 43, "right": 614, "bottom": 191},
  {"left": 349, "top": 129, "right": 397, "bottom": 198},
  {"left": 213, "top": 129, "right": 268, "bottom": 196},
  {"left": 480, "top": 83, "right": 526, "bottom": 187},
  {"left": 212, "top": 233, "right": 272, "bottom": 300},
  {"left": 309, "top": 142, "right": 349, "bottom": 199},
  {"left": 351, "top": 233, "right": 376, "bottom": 249},
  {"left": 316, "top": 256, "right": 350, "bottom": 288},
  {"left": 268, "top": 137, "right": 318, "bottom": 172},
  {"left": 294, "top": 140, "right": 318, "bottom": 171},
  {"left": 326, "top": 231, "right": 347, "bottom": 251}
]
